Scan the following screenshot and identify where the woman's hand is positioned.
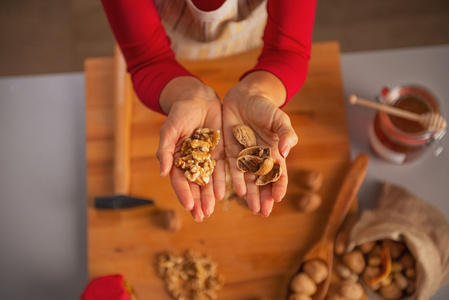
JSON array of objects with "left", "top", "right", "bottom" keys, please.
[
  {"left": 156, "top": 77, "right": 225, "bottom": 222},
  {"left": 222, "top": 71, "right": 298, "bottom": 217}
]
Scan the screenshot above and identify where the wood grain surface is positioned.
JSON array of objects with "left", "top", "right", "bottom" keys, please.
[{"left": 85, "top": 41, "right": 361, "bottom": 299}]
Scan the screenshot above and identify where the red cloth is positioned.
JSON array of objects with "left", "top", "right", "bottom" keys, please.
[
  {"left": 100, "top": 0, "right": 316, "bottom": 114},
  {"left": 81, "top": 275, "right": 132, "bottom": 300}
]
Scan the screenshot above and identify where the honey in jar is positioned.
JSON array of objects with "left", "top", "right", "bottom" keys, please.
[{"left": 369, "top": 85, "right": 444, "bottom": 164}]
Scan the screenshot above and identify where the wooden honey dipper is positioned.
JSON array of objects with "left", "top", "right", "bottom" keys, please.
[{"left": 349, "top": 94, "right": 447, "bottom": 132}]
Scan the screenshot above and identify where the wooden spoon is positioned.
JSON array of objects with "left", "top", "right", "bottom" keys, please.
[
  {"left": 285, "top": 153, "right": 369, "bottom": 299},
  {"left": 348, "top": 94, "right": 447, "bottom": 132}
]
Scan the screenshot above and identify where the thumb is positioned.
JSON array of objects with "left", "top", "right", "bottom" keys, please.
[
  {"left": 156, "top": 125, "right": 178, "bottom": 177},
  {"left": 273, "top": 110, "right": 298, "bottom": 158}
]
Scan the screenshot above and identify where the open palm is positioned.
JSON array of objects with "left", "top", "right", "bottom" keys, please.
[
  {"left": 223, "top": 86, "right": 297, "bottom": 217},
  {"left": 157, "top": 96, "right": 225, "bottom": 222}
]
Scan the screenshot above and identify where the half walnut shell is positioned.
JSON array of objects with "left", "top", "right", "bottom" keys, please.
[
  {"left": 256, "top": 162, "right": 282, "bottom": 186},
  {"left": 236, "top": 155, "right": 275, "bottom": 176},
  {"left": 254, "top": 157, "right": 275, "bottom": 176},
  {"left": 236, "top": 155, "right": 262, "bottom": 173},
  {"left": 238, "top": 146, "right": 271, "bottom": 159}
]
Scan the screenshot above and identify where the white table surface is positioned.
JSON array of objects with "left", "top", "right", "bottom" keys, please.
[
  {"left": 341, "top": 44, "right": 449, "bottom": 214},
  {"left": 341, "top": 44, "right": 449, "bottom": 299},
  {"left": 0, "top": 73, "right": 87, "bottom": 299},
  {"left": 0, "top": 44, "right": 448, "bottom": 299}
]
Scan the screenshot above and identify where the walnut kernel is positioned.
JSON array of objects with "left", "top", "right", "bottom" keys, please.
[
  {"left": 175, "top": 128, "right": 220, "bottom": 186},
  {"left": 157, "top": 250, "right": 224, "bottom": 299}
]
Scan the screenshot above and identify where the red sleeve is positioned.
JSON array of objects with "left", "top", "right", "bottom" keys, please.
[
  {"left": 242, "top": 0, "right": 317, "bottom": 107},
  {"left": 100, "top": 0, "right": 193, "bottom": 114},
  {"left": 101, "top": 0, "right": 316, "bottom": 113}
]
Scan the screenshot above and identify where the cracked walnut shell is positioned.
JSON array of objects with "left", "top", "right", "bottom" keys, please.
[
  {"left": 232, "top": 125, "right": 281, "bottom": 185},
  {"left": 256, "top": 161, "right": 282, "bottom": 186}
]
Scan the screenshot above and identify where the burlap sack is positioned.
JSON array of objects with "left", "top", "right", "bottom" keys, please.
[{"left": 347, "top": 182, "right": 449, "bottom": 300}]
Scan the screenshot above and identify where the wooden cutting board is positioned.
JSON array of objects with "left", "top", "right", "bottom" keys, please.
[{"left": 85, "top": 41, "right": 359, "bottom": 299}]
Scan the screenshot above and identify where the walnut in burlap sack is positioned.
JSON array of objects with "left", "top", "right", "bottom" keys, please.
[{"left": 347, "top": 182, "right": 449, "bottom": 300}]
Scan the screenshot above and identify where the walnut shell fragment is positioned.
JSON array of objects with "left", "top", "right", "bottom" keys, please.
[
  {"left": 237, "top": 155, "right": 263, "bottom": 173},
  {"left": 232, "top": 125, "right": 281, "bottom": 185},
  {"left": 232, "top": 124, "right": 257, "bottom": 148},
  {"left": 370, "top": 246, "right": 392, "bottom": 285},
  {"left": 238, "top": 146, "right": 271, "bottom": 158},
  {"left": 256, "top": 161, "right": 282, "bottom": 186},
  {"left": 254, "top": 157, "right": 275, "bottom": 176},
  {"left": 237, "top": 155, "right": 274, "bottom": 176}
]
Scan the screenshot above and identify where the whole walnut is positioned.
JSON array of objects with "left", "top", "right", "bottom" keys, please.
[
  {"left": 161, "top": 209, "right": 182, "bottom": 232},
  {"left": 362, "top": 266, "right": 381, "bottom": 291},
  {"left": 358, "top": 241, "right": 376, "bottom": 254},
  {"left": 342, "top": 250, "right": 366, "bottom": 274},
  {"left": 379, "top": 282, "right": 403, "bottom": 300},
  {"left": 339, "top": 280, "right": 364, "bottom": 300},
  {"left": 296, "top": 192, "right": 322, "bottom": 213},
  {"left": 289, "top": 294, "right": 312, "bottom": 300},
  {"left": 325, "top": 294, "right": 345, "bottom": 300},
  {"left": 302, "top": 259, "right": 328, "bottom": 284},
  {"left": 290, "top": 273, "right": 317, "bottom": 296},
  {"left": 232, "top": 124, "right": 257, "bottom": 148},
  {"left": 382, "top": 239, "right": 405, "bottom": 260},
  {"left": 399, "top": 252, "right": 415, "bottom": 269}
]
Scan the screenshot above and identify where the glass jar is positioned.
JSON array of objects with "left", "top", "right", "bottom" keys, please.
[{"left": 369, "top": 84, "right": 445, "bottom": 164}]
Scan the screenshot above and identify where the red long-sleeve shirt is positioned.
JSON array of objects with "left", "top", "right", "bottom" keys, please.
[{"left": 101, "top": 0, "right": 316, "bottom": 114}]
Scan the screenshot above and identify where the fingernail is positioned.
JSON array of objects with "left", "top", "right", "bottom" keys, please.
[
  {"left": 252, "top": 212, "right": 259, "bottom": 216},
  {"left": 261, "top": 213, "right": 270, "bottom": 218},
  {"left": 195, "top": 218, "right": 203, "bottom": 223},
  {"left": 204, "top": 210, "right": 213, "bottom": 218},
  {"left": 282, "top": 145, "right": 290, "bottom": 158}
]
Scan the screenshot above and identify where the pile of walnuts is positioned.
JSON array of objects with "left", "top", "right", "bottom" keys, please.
[
  {"left": 175, "top": 128, "right": 220, "bottom": 186},
  {"left": 331, "top": 239, "right": 416, "bottom": 300},
  {"left": 288, "top": 259, "right": 329, "bottom": 299},
  {"left": 157, "top": 250, "right": 224, "bottom": 300}
]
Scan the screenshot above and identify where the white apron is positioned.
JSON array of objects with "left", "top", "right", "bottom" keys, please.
[{"left": 154, "top": 0, "right": 267, "bottom": 60}]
